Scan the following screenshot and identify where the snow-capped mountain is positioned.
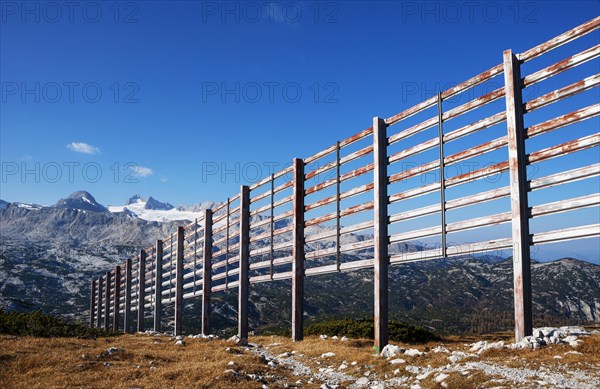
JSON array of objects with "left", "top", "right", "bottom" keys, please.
[
  {"left": 176, "top": 201, "right": 221, "bottom": 213},
  {"left": 55, "top": 191, "right": 108, "bottom": 213},
  {"left": 108, "top": 194, "right": 211, "bottom": 223},
  {"left": 125, "top": 194, "right": 143, "bottom": 205},
  {"left": 2, "top": 192, "right": 220, "bottom": 223},
  {"left": 144, "top": 196, "right": 174, "bottom": 210}
]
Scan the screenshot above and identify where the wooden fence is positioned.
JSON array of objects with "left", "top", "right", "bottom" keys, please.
[{"left": 89, "top": 17, "right": 600, "bottom": 350}]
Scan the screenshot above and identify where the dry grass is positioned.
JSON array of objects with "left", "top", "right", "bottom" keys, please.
[
  {"left": 0, "top": 334, "right": 294, "bottom": 389},
  {"left": 1, "top": 332, "right": 599, "bottom": 388}
]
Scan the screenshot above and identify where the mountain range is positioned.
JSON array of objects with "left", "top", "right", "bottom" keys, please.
[{"left": 0, "top": 191, "right": 598, "bottom": 335}]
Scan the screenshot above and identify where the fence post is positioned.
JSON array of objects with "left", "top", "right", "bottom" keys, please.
[
  {"left": 104, "top": 271, "right": 111, "bottom": 331},
  {"left": 292, "top": 158, "right": 305, "bottom": 342},
  {"left": 154, "top": 240, "right": 163, "bottom": 332},
  {"left": 124, "top": 257, "right": 132, "bottom": 333},
  {"left": 174, "top": 227, "right": 185, "bottom": 336},
  {"left": 137, "top": 250, "right": 147, "bottom": 332},
  {"left": 238, "top": 185, "right": 250, "bottom": 342},
  {"left": 96, "top": 277, "right": 102, "bottom": 328},
  {"left": 437, "top": 92, "right": 447, "bottom": 257},
  {"left": 202, "top": 209, "right": 213, "bottom": 335},
  {"left": 90, "top": 279, "right": 96, "bottom": 327},
  {"left": 112, "top": 266, "right": 121, "bottom": 331},
  {"left": 503, "top": 49, "right": 533, "bottom": 342},
  {"left": 373, "top": 117, "right": 389, "bottom": 353}
]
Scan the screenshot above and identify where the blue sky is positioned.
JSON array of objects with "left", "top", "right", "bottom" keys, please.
[{"left": 1, "top": 1, "right": 599, "bottom": 261}]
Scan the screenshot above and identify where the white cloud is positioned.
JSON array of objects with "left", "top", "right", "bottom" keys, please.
[
  {"left": 133, "top": 165, "right": 154, "bottom": 177},
  {"left": 160, "top": 176, "right": 169, "bottom": 183},
  {"left": 67, "top": 142, "right": 100, "bottom": 155}
]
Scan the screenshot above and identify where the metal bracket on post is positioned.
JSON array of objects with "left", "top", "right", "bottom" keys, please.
[
  {"left": 113, "top": 266, "right": 121, "bottom": 331},
  {"left": 503, "top": 49, "right": 533, "bottom": 342},
  {"left": 90, "top": 279, "right": 96, "bottom": 328},
  {"left": 174, "top": 227, "right": 184, "bottom": 336},
  {"left": 202, "top": 209, "right": 213, "bottom": 336},
  {"left": 137, "top": 250, "right": 147, "bottom": 332},
  {"left": 124, "top": 257, "right": 132, "bottom": 333},
  {"left": 270, "top": 174, "right": 275, "bottom": 280},
  {"left": 238, "top": 186, "right": 250, "bottom": 342},
  {"left": 336, "top": 141, "right": 341, "bottom": 271},
  {"left": 292, "top": 158, "right": 305, "bottom": 342},
  {"left": 104, "top": 271, "right": 111, "bottom": 331},
  {"left": 154, "top": 240, "right": 163, "bottom": 333},
  {"left": 373, "top": 117, "right": 389, "bottom": 353},
  {"left": 225, "top": 199, "right": 230, "bottom": 289}
]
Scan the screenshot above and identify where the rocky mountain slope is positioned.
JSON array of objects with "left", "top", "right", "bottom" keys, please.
[{"left": 0, "top": 191, "right": 598, "bottom": 336}]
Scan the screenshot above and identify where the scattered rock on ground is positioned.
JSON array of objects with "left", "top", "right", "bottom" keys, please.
[
  {"left": 404, "top": 348, "right": 424, "bottom": 357},
  {"left": 380, "top": 344, "right": 403, "bottom": 358}
]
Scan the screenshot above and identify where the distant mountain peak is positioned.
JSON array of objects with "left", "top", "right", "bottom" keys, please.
[
  {"left": 176, "top": 200, "right": 221, "bottom": 212},
  {"left": 144, "top": 196, "right": 174, "bottom": 211},
  {"left": 126, "top": 194, "right": 144, "bottom": 205},
  {"left": 55, "top": 191, "right": 108, "bottom": 213}
]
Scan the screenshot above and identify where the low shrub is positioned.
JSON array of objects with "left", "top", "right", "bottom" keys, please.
[
  {"left": 305, "top": 317, "right": 438, "bottom": 343},
  {"left": 0, "top": 309, "right": 119, "bottom": 338}
]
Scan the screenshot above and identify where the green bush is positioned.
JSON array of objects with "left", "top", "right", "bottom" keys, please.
[
  {"left": 0, "top": 309, "right": 119, "bottom": 338},
  {"left": 305, "top": 317, "right": 438, "bottom": 343}
]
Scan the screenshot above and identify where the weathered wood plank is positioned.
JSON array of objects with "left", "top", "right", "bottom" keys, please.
[
  {"left": 96, "top": 276, "right": 103, "bottom": 328},
  {"left": 104, "top": 271, "right": 111, "bottom": 331},
  {"left": 518, "top": 16, "right": 600, "bottom": 62},
  {"left": 373, "top": 117, "right": 389, "bottom": 352},
  {"left": 503, "top": 49, "right": 533, "bottom": 342},
  {"left": 174, "top": 228, "right": 184, "bottom": 335},
  {"left": 137, "top": 250, "right": 147, "bottom": 332},
  {"left": 202, "top": 209, "right": 213, "bottom": 336},
  {"left": 90, "top": 279, "right": 96, "bottom": 328},
  {"left": 238, "top": 186, "right": 250, "bottom": 342},
  {"left": 525, "top": 74, "right": 599, "bottom": 113},
  {"left": 154, "top": 241, "right": 163, "bottom": 333},
  {"left": 112, "top": 266, "right": 121, "bottom": 331},
  {"left": 292, "top": 158, "right": 305, "bottom": 342},
  {"left": 124, "top": 258, "right": 132, "bottom": 333},
  {"left": 526, "top": 104, "right": 599, "bottom": 139}
]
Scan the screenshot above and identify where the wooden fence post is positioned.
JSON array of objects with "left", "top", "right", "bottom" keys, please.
[
  {"left": 503, "top": 49, "right": 533, "bottom": 342},
  {"left": 373, "top": 117, "right": 389, "bottom": 352},
  {"left": 90, "top": 279, "right": 96, "bottom": 327},
  {"left": 174, "top": 227, "right": 184, "bottom": 335},
  {"left": 104, "top": 271, "right": 111, "bottom": 331},
  {"left": 96, "top": 277, "right": 102, "bottom": 328},
  {"left": 137, "top": 250, "right": 147, "bottom": 332},
  {"left": 112, "top": 266, "right": 121, "bottom": 331},
  {"left": 292, "top": 158, "right": 305, "bottom": 342},
  {"left": 154, "top": 240, "right": 163, "bottom": 333},
  {"left": 202, "top": 209, "right": 213, "bottom": 336},
  {"left": 124, "top": 257, "right": 132, "bottom": 333},
  {"left": 238, "top": 185, "right": 250, "bottom": 342}
]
